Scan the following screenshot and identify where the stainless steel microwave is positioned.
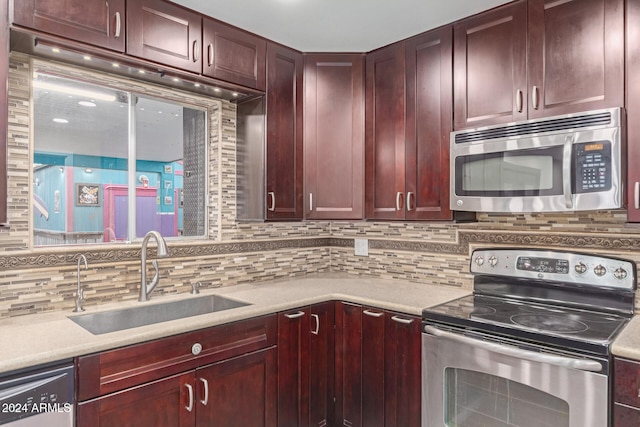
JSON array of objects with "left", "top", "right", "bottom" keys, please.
[{"left": 450, "top": 108, "right": 624, "bottom": 213}]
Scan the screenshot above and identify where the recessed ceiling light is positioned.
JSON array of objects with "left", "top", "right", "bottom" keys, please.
[
  {"left": 78, "top": 101, "right": 96, "bottom": 107},
  {"left": 194, "top": 83, "right": 201, "bottom": 87},
  {"left": 51, "top": 48, "right": 60, "bottom": 53},
  {"left": 232, "top": 92, "right": 239, "bottom": 97},
  {"left": 83, "top": 55, "right": 91, "bottom": 61},
  {"left": 112, "top": 63, "right": 120, "bottom": 68},
  {"left": 138, "top": 69, "right": 145, "bottom": 74},
  {"left": 53, "top": 118, "right": 69, "bottom": 124},
  {"left": 172, "top": 78, "right": 180, "bottom": 82}
]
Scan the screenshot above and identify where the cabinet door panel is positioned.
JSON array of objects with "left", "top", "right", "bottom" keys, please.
[
  {"left": 613, "top": 403, "right": 640, "bottom": 426},
  {"left": 362, "top": 307, "right": 385, "bottom": 427},
  {"left": 202, "top": 18, "right": 266, "bottom": 90},
  {"left": 277, "top": 308, "right": 310, "bottom": 427},
  {"left": 126, "top": 0, "right": 202, "bottom": 73},
  {"left": 384, "top": 313, "right": 421, "bottom": 427},
  {"left": 335, "top": 302, "right": 363, "bottom": 427},
  {"left": 266, "top": 43, "right": 303, "bottom": 220},
  {"left": 77, "top": 372, "right": 195, "bottom": 427},
  {"left": 0, "top": 0, "right": 7, "bottom": 225},
  {"left": 365, "top": 42, "right": 406, "bottom": 219},
  {"left": 453, "top": 1, "right": 527, "bottom": 129},
  {"left": 304, "top": 54, "right": 365, "bottom": 220},
  {"left": 627, "top": 0, "right": 640, "bottom": 222},
  {"left": 614, "top": 358, "right": 640, "bottom": 409},
  {"left": 197, "top": 348, "right": 277, "bottom": 427},
  {"left": 527, "top": 0, "right": 623, "bottom": 118},
  {"left": 309, "top": 302, "right": 335, "bottom": 427},
  {"left": 12, "top": 0, "right": 125, "bottom": 51},
  {"left": 405, "top": 27, "right": 453, "bottom": 221}
]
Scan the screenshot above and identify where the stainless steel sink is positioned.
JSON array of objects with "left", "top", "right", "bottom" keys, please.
[{"left": 70, "top": 294, "right": 251, "bottom": 335}]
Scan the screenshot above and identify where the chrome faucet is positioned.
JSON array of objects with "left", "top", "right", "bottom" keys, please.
[
  {"left": 73, "top": 254, "right": 88, "bottom": 312},
  {"left": 139, "top": 231, "right": 170, "bottom": 302}
]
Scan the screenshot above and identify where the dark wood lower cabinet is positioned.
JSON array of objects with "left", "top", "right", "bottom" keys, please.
[
  {"left": 335, "top": 302, "right": 363, "bottom": 427},
  {"left": 614, "top": 357, "right": 640, "bottom": 426},
  {"left": 613, "top": 403, "right": 640, "bottom": 426},
  {"left": 362, "top": 307, "right": 385, "bottom": 427}
]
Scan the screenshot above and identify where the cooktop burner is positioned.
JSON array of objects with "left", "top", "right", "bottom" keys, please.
[{"left": 510, "top": 314, "right": 588, "bottom": 333}]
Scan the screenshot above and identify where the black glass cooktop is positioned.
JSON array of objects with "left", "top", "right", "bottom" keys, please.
[{"left": 423, "top": 294, "right": 630, "bottom": 354}]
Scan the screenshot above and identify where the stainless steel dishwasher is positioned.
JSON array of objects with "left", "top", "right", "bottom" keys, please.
[{"left": 0, "top": 362, "right": 74, "bottom": 426}]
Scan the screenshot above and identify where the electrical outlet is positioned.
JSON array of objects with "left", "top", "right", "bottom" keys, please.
[{"left": 354, "top": 238, "right": 368, "bottom": 256}]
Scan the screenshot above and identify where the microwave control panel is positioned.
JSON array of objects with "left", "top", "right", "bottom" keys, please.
[{"left": 574, "top": 141, "right": 612, "bottom": 193}]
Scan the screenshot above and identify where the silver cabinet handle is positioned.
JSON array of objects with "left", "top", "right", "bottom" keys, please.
[
  {"left": 395, "top": 192, "right": 403, "bottom": 211},
  {"left": 311, "top": 314, "right": 319, "bottom": 335},
  {"left": 406, "top": 192, "right": 415, "bottom": 211},
  {"left": 185, "top": 383, "right": 194, "bottom": 412},
  {"left": 309, "top": 193, "right": 313, "bottom": 211},
  {"left": 532, "top": 85, "right": 539, "bottom": 110},
  {"left": 424, "top": 326, "right": 602, "bottom": 372},
  {"left": 635, "top": 182, "right": 639, "bottom": 210},
  {"left": 199, "top": 378, "right": 209, "bottom": 406},
  {"left": 516, "top": 89, "right": 523, "bottom": 113},
  {"left": 267, "top": 192, "right": 275, "bottom": 211},
  {"left": 562, "top": 135, "right": 574, "bottom": 209},
  {"left": 193, "top": 40, "right": 200, "bottom": 62},
  {"left": 391, "top": 315, "right": 413, "bottom": 324},
  {"left": 284, "top": 310, "right": 305, "bottom": 319},
  {"left": 114, "top": 12, "right": 121, "bottom": 38},
  {"left": 363, "top": 309, "right": 384, "bottom": 318},
  {"left": 207, "top": 44, "right": 214, "bottom": 67}
]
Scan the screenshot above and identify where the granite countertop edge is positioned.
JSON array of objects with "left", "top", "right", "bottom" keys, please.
[
  {"left": 611, "top": 315, "right": 640, "bottom": 360},
  {"left": 0, "top": 274, "right": 471, "bottom": 374}
]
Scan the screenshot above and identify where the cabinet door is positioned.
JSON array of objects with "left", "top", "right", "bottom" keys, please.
[
  {"left": 405, "top": 27, "right": 453, "bottom": 221},
  {"left": 304, "top": 54, "right": 365, "bottom": 220},
  {"left": 77, "top": 372, "right": 196, "bottom": 427},
  {"left": 335, "top": 302, "right": 363, "bottom": 427},
  {"left": 614, "top": 358, "right": 640, "bottom": 409},
  {"left": 527, "top": 0, "right": 623, "bottom": 119},
  {"left": 384, "top": 313, "right": 421, "bottom": 427},
  {"left": 12, "top": 0, "right": 125, "bottom": 51},
  {"left": 365, "top": 42, "right": 406, "bottom": 220},
  {"left": 453, "top": 0, "right": 527, "bottom": 129},
  {"left": 309, "top": 302, "right": 335, "bottom": 427},
  {"left": 277, "top": 308, "right": 310, "bottom": 427},
  {"left": 0, "top": 0, "right": 8, "bottom": 225},
  {"left": 126, "top": 0, "right": 202, "bottom": 73},
  {"left": 266, "top": 43, "right": 304, "bottom": 220},
  {"left": 202, "top": 17, "right": 266, "bottom": 90},
  {"left": 613, "top": 403, "right": 640, "bottom": 426},
  {"left": 627, "top": 0, "right": 640, "bottom": 222},
  {"left": 196, "top": 348, "right": 277, "bottom": 427},
  {"left": 362, "top": 307, "right": 385, "bottom": 427}
]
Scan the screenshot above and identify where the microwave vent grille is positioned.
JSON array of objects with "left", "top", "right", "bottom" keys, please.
[{"left": 454, "top": 111, "right": 612, "bottom": 144}]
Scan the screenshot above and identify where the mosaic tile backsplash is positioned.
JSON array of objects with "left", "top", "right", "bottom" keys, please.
[{"left": 2, "top": 54, "right": 640, "bottom": 318}]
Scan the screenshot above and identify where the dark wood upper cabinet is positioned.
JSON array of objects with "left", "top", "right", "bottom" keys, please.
[
  {"left": 626, "top": 0, "right": 640, "bottom": 222},
  {"left": 12, "top": 0, "right": 125, "bottom": 52},
  {"left": 405, "top": 26, "right": 453, "bottom": 221},
  {"left": 453, "top": 0, "right": 528, "bottom": 129},
  {"left": 126, "top": 0, "right": 202, "bottom": 73},
  {"left": 202, "top": 17, "right": 266, "bottom": 90},
  {"left": 0, "top": 0, "right": 8, "bottom": 226},
  {"left": 527, "top": 0, "right": 623, "bottom": 118},
  {"left": 365, "top": 42, "right": 407, "bottom": 220},
  {"left": 304, "top": 54, "right": 365, "bottom": 220},
  {"left": 454, "top": 0, "right": 623, "bottom": 129},
  {"left": 266, "top": 42, "right": 304, "bottom": 220}
]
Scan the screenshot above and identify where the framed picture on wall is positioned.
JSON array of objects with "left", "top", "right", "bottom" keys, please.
[{"left": 76, "top": 183, "right": 101, "bottom": 206}]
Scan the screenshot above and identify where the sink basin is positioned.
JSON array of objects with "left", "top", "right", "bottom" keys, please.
[{"left": 70, "top": 294, "right": 251, "bottom": 335}]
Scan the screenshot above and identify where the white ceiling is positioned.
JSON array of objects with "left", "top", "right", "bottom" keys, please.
[{"left": 170, "top": 0, "right": 512, "bottom": 52}]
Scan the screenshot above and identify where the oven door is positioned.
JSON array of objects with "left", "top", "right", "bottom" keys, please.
[{"left": 422, "top": 326, "right": 608, "bottom": 427}]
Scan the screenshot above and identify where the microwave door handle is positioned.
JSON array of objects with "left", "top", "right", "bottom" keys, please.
[
  {"left": 423, "top": 326, "right": 602, "bottom": 372},
  {"left": 563, "top": 136, "right": 574, "bottom": 209}
]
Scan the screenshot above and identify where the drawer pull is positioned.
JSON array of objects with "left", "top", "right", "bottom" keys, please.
[
  {"left": 284, "top": 311, "right": 305, "bottom": 319},
  {"left": 311, "top": 314, "right": 319, "bottom": 335},
  {"left": 391, "top": 315, "right": 413, "bottom": 325},
  {"left": 114, "top": 12, "right": 121, "bottom": 38},
  {"left": 191, "top": 343, "right": 203, "bottom": 355},
  {"left": 185, "top": 383, "right": 194, "bottom": 412},
  {"left": 208, "top": 44, "right": 214, "bottom": 67},
  {"left": 363, "top": 309, "right": 384, "bottom": 318},
  {"left": 200, "top": 378, "right": 209, "bottom": 405},
  {"left": 193, "top": 40, "right": 200, "bottom": 62}
]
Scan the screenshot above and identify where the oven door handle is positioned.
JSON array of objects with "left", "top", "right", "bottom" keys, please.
[{"left": 424, "top": 326, "right": 603, "bottom": 372}]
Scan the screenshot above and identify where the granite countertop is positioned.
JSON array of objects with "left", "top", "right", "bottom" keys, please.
[
  {"left": 0, "top": 274, "right": 470, "bottom": 374},
  {"left": 612, "top": 315, "right": 640, "bottom": 360}
]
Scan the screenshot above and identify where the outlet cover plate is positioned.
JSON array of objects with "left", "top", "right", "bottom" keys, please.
[{"left": 354, "top": 238, "right": 368, "bottom": 256}]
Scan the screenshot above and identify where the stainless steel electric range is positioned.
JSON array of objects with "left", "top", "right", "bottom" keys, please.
[{"left": 422, "top": 248, "right": 636, "bottom": 427}]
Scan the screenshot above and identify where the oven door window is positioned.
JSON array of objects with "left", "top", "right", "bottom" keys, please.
[
  {"left": 454, "top": 146, "right": 564, "bottom": 197},
  {"left": 444, "top": 368, "right": 569, "bottom": 427}
]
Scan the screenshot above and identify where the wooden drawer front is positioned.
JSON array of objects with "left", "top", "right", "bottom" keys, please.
[
  {"left": 615, "top": 358, "right": 640, "bottom": 409},
  {"left": 613, "top": 403, "right": 640, "bottom": 427},
  {"left": 77, "top": 314, "right": 277, "bottom": 401}
]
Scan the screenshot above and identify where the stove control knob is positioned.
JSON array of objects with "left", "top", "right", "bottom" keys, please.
[
  {"left": 614, "top": 267, "right": 628, "bottom": 280},
  {"left": 574, "top": 262, "right": 588, "bottom": 275},
  {"left": 593, "top": 265, "right": 607, "bottom": 277},
  {"left": 474, "top": 256, "right": 484, "bottom": 266},
  {"left": 488, "top": 256, "right": 498, "bottom": 267}
]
